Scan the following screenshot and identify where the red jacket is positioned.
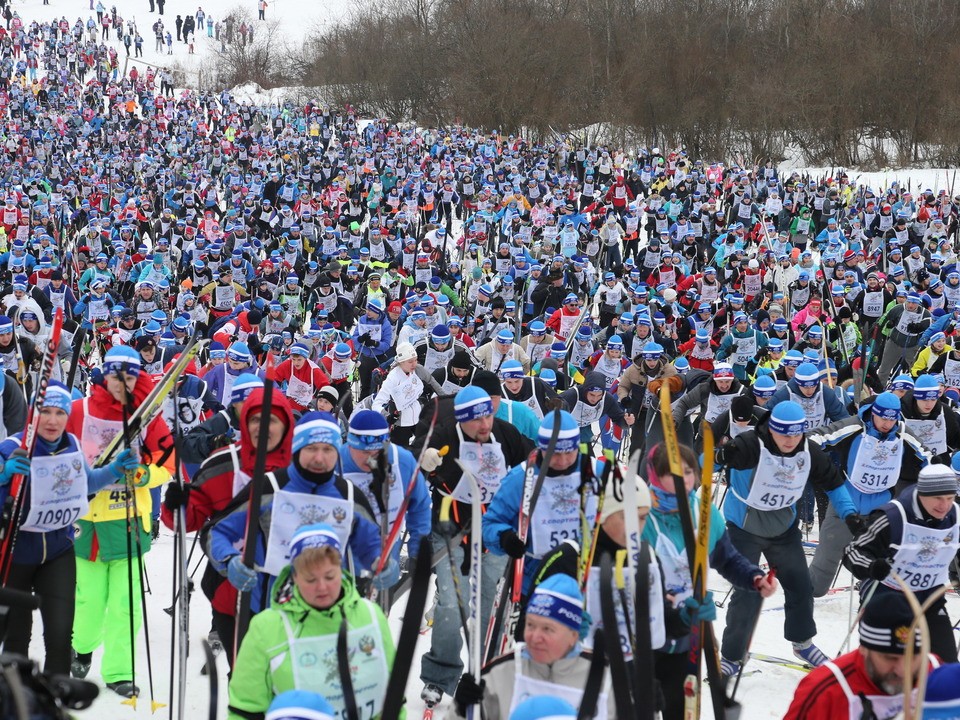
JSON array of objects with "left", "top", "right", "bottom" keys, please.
[
  {"left": 784, "top": 649, "right": 938, "bottom": 720},
  {"left": 161, "top": 388, "right": 293, "bottom": 615}
]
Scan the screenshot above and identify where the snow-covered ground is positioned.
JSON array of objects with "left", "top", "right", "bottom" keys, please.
[{"left": 57, "top": 518, "right": 960, "bottom": 720}]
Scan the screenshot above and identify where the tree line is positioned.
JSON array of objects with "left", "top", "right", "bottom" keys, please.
[{"left": 216, "top": 0, "right": 960, "bottom": 167}]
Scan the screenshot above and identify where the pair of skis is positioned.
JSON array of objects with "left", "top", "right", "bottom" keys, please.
[
  {"left": 0, "top": 308, "right": 63, "bottom": 582},
  {"left": 659, "top": 383, "right": 739, "bottom": 719},
  {"left": 593, "top": 454, "right": 655, "bottom": 720},
  {"left": 483, "top": 410, "right": 561, "bottom": 665},
  {"left": 439, "top": 463, "right": 483, "bottom": 720}
]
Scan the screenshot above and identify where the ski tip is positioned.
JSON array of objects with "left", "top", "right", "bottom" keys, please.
[{"left": 151, "top": 700, "right": 168, "bottom": 713}]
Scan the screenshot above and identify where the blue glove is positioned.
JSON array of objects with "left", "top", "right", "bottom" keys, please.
[
  {"left": 373, "top": 557, "right": 400, "bottom": 591},
  {"left": 0, "top": 455, "right": 31, "bottom": 487},
  {"left": 679, "top": 592, "right": 717, "bottom": 626},
  {"left": 109, "top": 448, "right": 140, "bottom": 479},
  {"left": 227, "top": 555, "right": 257, "bottom": 592}
]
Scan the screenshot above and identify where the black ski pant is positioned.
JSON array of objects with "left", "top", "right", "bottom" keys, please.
[
  {"left": 0, "top": 547, "right": 76, "bottom": 675},
  {"left": 211, "top": 608, "right": 236, "bottom": 672},
  {"left": 655, "top": 649, "right": 690, "bottom": 720},
  {"left": 721, "top": 523, "right": 815, "bottom": 662}
]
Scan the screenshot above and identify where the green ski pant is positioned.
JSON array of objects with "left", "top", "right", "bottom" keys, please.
[{"left": 73, "top": 555, "right": 142, "bottom": 683}]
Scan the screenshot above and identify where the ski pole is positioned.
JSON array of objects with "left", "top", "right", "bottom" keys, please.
[
  {"left": 835, "top": 578, "right": 879, "bottom": 658},
  {"left": 730, "top": 568, "right": 776, "bottom": 702},
  {"left": 120, "top": 373, "right": 165, "bottom": 713}
]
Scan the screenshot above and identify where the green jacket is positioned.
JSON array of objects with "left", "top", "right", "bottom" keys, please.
[{"left": 228, "top": 566, "right": 399, "bottom": 720}]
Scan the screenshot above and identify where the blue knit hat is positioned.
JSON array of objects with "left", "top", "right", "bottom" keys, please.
[
  {"left": 231, "top": 373, "right": 263, "bottom": 404},
  {"left": 752, "top": 374, "right": 777, "bottom": 398},
  {"left": 891, "top": 374, "right": 915, "bottom": 391},
  {"left": 923, "top": 663, "right": 960, "bottom": 718},
  {"left": 103, "top": 345, "right": 141, "bottom": 377},
  {"left": 454, "top": 386, "right": 493, "bottom": 422},
  {"left": 293, "top": 411, "right": 342, "bottom": 452},
  {"left": 538, "top": 410, "right": 579, "bottom": 453},
  {"left": 346, "top": 409, "right": 390, "bottom": 450},
  {"left": 289, "top": 523, "right": 342, "bottom": 564},
  {"left": 290, "top": 343, "right": 311, "bottom": 358},
  {"left": 768, "top": 400, "right": 806, "bottom": 435},
  {"left": 871, "top": 391, "right": 901, "bottom": 420},
  {"left": 266, "top": 689, "right": 336, "bottom": 720},
  {"left": 431, "top": 324, "right": 451, "bottom": 342},
  {"left": 549, "top": 342, "right": 567, "bottom": 359},
  {"left": 499, "top": 359, "right": 524, "bottom": 380},
  {"left": 781, "top": 349, "right": 803, "bottom": 368},
  {"left": 914, "top": 374, "right": 941, "bottom": 400},
  {"left": 227, "top": 341, "right": 252, "bottom": 363},
  {"left": 794, "top": 362, "right": 820, "bottom": 387},
  {"left": 526, "top": 574, "right": 583, "bottom": 632},
  {"left": 539, "top": 369, "right": 557, "bottom": 387},
  {"left": 209, "top": 341, "right": 226, "bottom": 359},
  {"left": 508, "top": 696, "right": 577, "bottom": 720},
  {"left": 42, "top": 380, "right": 73, "bottom": 415}
]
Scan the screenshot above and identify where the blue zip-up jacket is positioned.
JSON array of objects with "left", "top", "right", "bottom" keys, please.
[
  {"left": 808, "top": 405, "right": 930, "bottom": 515},
  {"left": 338, "top": 443, "right": 431, "bottom": 561},
  {"left": 0, "top": 432, "right": 119, "bottom": 565},
  {"left": 766, "top": 377, "right": 850, "bottom": 425},
  {"left": 207, "top": 464, "right": 382, "bottom": 613},
  {"left": 716, "top": 418, "right": 856, "bottom": 536},
  {"left": 352, "top": 314, "right": 393, "bottom": 358},
  {"left": 483, "top": 457, "right": 603, "bottom": 597}
]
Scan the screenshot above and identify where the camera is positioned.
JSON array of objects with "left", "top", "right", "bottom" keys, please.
[{"left": 0, "top": 653, "right": 99, "bottom": 719}]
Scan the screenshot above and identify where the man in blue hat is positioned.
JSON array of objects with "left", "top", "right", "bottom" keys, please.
[
  {"left": 901, "top": 373, "right": 960, "bottom": 466},
  {"left": 877, "top": 292, "right": 931, "bottom": 383},
  {"left": 715, "top": 400, "right": 863, "bottom": 675},
  {"left": 807, "top": 391, "right": 931, "bottom": 596},
  {"left": 475, "top": 328, "right": 530, "bottom": 375},
  {"left": 415, "top": 386, "right": 533, "bottom": 708}
]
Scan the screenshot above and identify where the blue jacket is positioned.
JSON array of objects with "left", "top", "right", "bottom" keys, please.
[
  {"left": 352, "top": 315, "right": 393, "bottom": 358},
  {"left": 0, "top": 432, "right": 117, "bottom": 565},
  {"left": 767, "top": 377, "right": 850, "bottom": 425},
  {"left": 207, "top": 465, "right": 382, "bottom": 613},
  {"left": 338, "top": 443, "right": 431, "bottom": 561},
  {"left": 483, "top": 458, "right": 603, "bottom": 596},
  {"left": 808, "top": 407, "right": 930, "bottom": 515}
]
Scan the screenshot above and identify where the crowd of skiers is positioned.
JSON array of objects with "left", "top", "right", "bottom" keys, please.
[{"left": 1, "top": 4, "right": 960, "bottom": 719}]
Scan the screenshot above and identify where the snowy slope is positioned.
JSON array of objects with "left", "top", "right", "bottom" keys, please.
[{"left": 11, "top": 0, "right": 347, "bottom": 88}]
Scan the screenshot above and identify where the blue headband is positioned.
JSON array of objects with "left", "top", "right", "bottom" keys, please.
[
  {"left": 526, "top": 587, "right": 583, "bottom": 632},
  {"left": 454, "top": 397, "right": 493, "bottom": 422},
  {"left": 768, "top": 416, "right": 806, "bottom": 435}
]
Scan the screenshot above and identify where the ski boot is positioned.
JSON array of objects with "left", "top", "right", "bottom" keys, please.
[
  {"left": 70, "top": 650, "right": 92, "bottom": 679},
  {"left": 106, "top": 680, "right": 140, "bottom": 698},
  {"left": 421, "top": 684, "right": 443, "bottom": 718}
]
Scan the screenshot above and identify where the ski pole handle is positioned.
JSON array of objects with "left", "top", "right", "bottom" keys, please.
[{"left": 439, "top": 495, "right": 453, "bottom": 524}]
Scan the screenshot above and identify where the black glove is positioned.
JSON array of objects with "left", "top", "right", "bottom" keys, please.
[
  {"left": 798, "top": 323, "right": 807, "bottom": 332},
  {"left": 845, "top": 513, "right": 868, "bottom": 538},
  {"left": 163, "top": 482, "right": 190, "bottom": 512},
  {"left": 454, "top": 672, "right": 485, "bottom": 715},
  {"left": 499, "top": 529, "right": 526, "bottom": 559},
  {"left": 907, "top": 322, "right": 922, "bottom": 333},
  {"left": 868, "top": 559, "right": 891, "bottom": 581},
  {"left": 359, "top": 332, "right": 371, "bottom": 346},
  {"left": 365, "top": 337, "right": 379, "bottom": 348}
]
